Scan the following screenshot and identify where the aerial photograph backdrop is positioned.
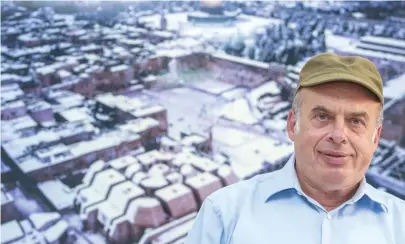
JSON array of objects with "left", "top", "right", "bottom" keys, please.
[{"left": 1, "top": 1, "right": 405, "bottom": 243}]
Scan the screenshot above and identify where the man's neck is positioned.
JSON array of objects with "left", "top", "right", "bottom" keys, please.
[{"left": 296, "top": 169, "right": 360, "bottom": 211}]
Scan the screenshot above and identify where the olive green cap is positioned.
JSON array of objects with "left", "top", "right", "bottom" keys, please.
[{"left": 296, "top": 53, "right": 384, "bottom": 103}]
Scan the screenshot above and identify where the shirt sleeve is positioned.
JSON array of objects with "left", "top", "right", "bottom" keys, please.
[{"left": 185, "top": 197, "right": 225, "bottom": 244}]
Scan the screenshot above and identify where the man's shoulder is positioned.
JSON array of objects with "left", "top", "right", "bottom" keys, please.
[
  {"left": 366, "top": 183, "right": 405, "bottom": 212},
  {"left": 206, "top": 170, "right": 280, "bottom": 206},
  {"left": 382, "top": 191, "right": 405, "bottom": 211}
]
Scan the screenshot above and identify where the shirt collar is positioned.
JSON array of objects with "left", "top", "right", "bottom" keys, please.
[{"left": 262, "top": 153, "right": 389, "bottom": 212}]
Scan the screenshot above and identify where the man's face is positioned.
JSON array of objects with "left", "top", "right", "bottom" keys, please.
[{"left": 287, "top": 82, "right": 382, "bottom": 191}]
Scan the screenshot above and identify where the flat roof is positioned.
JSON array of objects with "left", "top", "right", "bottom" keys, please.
[
  {"left": 1, "top": 115, "right": 37, "bottom": 132},
  {"left": 212, "top": 52, "right": 269, "bottom": 70},
  {"left": 37, "top": 180, "right": 75, "bottom": 211},
  {"left": 340, "top": 45, "right": 405, "bottom": 63},
  {"left": 29, "top": 212, "right": 61, "bottom": 230},
  {"left": 185, "top": 172, "right": 220, "bottom": 188},
  {"left": 115, "top": 97, "right": 146, "bottom": 112},
  {"left": 27, "top": 100, "right": 52, "bottom": 112},
  {"left": 35, "top": 143, "right": 70, "bottom": 160},
  {"left": 110, "top": 64, "right": 129, "bottom": 73},
  {"left": 361, "top": 35, "right": 405, "bottom": 50},
  {"left": 155, "top": 183, "right": 192, "bottom": 202},
  {"left": 58, "top": 107, "right": 94, "bottom": 123},
  {"left": 1, "top": 130, "right": 60, "bottom": 159},
  {"left": 1, "top": 85, "right": 24, "bottom": 104},
  {"left": 109, "top": 155, "right": 138, "bottom": 171},
  {"left": 131, "top": 105, "right": 165, "bottom": 117},
  {"left": 53, "top": 121, "right": 96, "bottom": 139},
  {"left": 136, "top": 150, "right": 164, "bottom": 166},
  {"left": 119, "top": 117, "right": 160, "bottom": 134},
  {"left": 1, "top": 100, "right": 25, "bottom": 110},
  {"left": 70, "top": 130, "right": 140, "bottom": 158},
  {"left": 190, "top": 156, "right": 219, "bottom": 172},
  {"left": 1, "top": 220, "right": 24, "bottom": 243},
  {"left": 384, "top": 73, "right": 405, "bottom": 100},
  {"left": 42, "top": 220, "right": 68, "bottom": 243},
  {"left": 1, "top": 190, "right": 13, "bottom": 206},
  {"left": 181, "top": 134, "right": 207, "bottom": 146}
]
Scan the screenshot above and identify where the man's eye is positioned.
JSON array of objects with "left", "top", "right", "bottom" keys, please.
[
  {"left": 318, "top": 114, "right": 327, "bottom": 121},
  {"left": 351, "top": 119, "right": 363, "bottom": 125}
]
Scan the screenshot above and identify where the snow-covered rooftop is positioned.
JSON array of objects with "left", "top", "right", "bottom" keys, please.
[
  {"left": 221, "top": 98, "right": 258, "bottom": 125},
  {"left": 1, "top": 115, "right": 37, "bottom": 134},
  {"left": 138, "top": 13, "right": 280, "bottom": 41},
  {"left": 131, "top": 105, "right": 165, "bottom": 118},
  {"left": 119, "top": 118, "right": 160, "bottom": 134},
  {"left": 1, "top": 99, "right": 25, "bottom": 110},
  {"left": 384, "top": 73, "right": 405, "bottom": 100},
  {"left": 190, "top": 80, "right": 237, "bottom": 95},
  {"left": 1, "top": 84, "right": 24, "bottom": 104},
  {"left": 97, "top": 181, "right": 145, "bottom": 228},
  {"left": 110, "top": 64, "right": 130, "bottom": 73},
  {"left": 27, "top": 100, "right": 52, "bottom": 113},
  {"left": 109, "top": 155, "right": 138, "bottom": 171},
  {"left": 42, "top": 220, "right": 68, "bottom": 243},
  {"left": 155, "top": 183, "right": 192, "bottom": 202},
  {"left": 37, "top": 180, "right": 75, "bottom": 211},
  {"left": 58, "top": 107, "right": 94, "bottom": 123},
  {"left": 181, "top": 134, "right": 207, "bottom": 146},
  {"left": 1, "top": 220, "right": 24, "bottom": 243},
  {"left": 78, "top": 169, "right": 125, "bottom": 209},
  {"left": 29, "top": 212, "right": 61, "bottom": 231},
  {"left": 212, "top": 53, "right": 269, "bottom": 70},
  {"left": 81, "top": 160, "right": 107, "bottom": 187},
  {"left": 70, "top": 130, "right": 140, "bottom": 158}
]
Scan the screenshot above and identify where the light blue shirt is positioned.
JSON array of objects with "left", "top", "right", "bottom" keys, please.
[{"left": 185, "top": 154, "right": 405, "bottom": 244}]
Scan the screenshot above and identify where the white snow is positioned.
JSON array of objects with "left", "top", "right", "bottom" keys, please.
[
  {"left": 190, "top": 80, "right": 237, "bottom": 95},
  {"left": 119, "top": 118, "right": 160, "bottom": 134},
  {"left": 384, "top": 73, "right": 405, "bottom": 100},
  {"left": 58, "top": 107, "right": 94, "bottom": 123},
  {"left": 42, "top": 220, "right": 68, "bottom": 243},
  {"left": 109, "top": 155, "right": 138, "bottom": 171},
  {"left": 97, "top": 181, "right": 144, "bottom": 228},
  {"left": 249, "top": 81, "right": 281, "bottom": 102},
  {"left": 78, "top": 169, "right": 125, "bottom": 210},
  {"left": 1, "top": 220, "right": 24, "bottom": 243},
  {"left": 221, "top": 98, "right": 258, "bottom": 125},
  {"left": 138, "top": 13, "right": 281, "bottom": 41},
  {"left": 29, "top": 212, "right": 61, "bottom": 231},
  {"left": 37, "top": 180, "right": 75, "bottom": 211}
]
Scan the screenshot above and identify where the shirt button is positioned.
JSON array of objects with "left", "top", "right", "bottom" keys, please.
[{"left": 327, "top": 213, "right": 332, "bottom": 220}]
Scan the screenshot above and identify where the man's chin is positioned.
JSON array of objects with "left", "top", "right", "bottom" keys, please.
[{"left": 322, "top": 171, "right": 351, "bottom": 186}]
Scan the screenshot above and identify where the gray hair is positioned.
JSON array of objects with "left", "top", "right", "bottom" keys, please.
[{"left": 292, "top": 90, "right": 384, "bottom": 137}]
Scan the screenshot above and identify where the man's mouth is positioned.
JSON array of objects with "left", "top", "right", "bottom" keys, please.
[
  {"left": 318, "top": 150, "right": 350, "bottom": 165},
  {"left": 321, "top": 151, "right": 349, "bottom": 157}
]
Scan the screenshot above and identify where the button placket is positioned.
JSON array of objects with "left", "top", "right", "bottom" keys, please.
[{"left": 321, "top": 213, "right": 332, "bottom": 244}]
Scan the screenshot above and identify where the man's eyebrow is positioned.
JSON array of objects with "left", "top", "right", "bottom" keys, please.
[
  {"left": 311, "top": 105, "right": 330, "bottom": 114},
  {"left": 346, "top": 111, "right": 369, "bottom": 121},
  {"left": 311, "top": 106, "right": 370, "bottom": 120}
]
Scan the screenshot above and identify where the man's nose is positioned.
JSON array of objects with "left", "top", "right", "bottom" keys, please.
[{"left": 328, "top": 119, "right": 348, "bottom": 144}]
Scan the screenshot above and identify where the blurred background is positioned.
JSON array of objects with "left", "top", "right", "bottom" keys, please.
[{"left": 1, "top": 1, "right": 405, "bottom": 243}]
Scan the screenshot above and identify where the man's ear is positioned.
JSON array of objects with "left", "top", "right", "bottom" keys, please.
[
  {"left": 287, "top": 110, "right": 296, "bottom": 141},
  {"left": 373, "top": 124, "right": 382, "bottom": 145}
]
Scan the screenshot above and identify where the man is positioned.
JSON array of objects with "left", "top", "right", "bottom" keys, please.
[{"left": 185, "top": 53, "right": 405, "bottom": 244}]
